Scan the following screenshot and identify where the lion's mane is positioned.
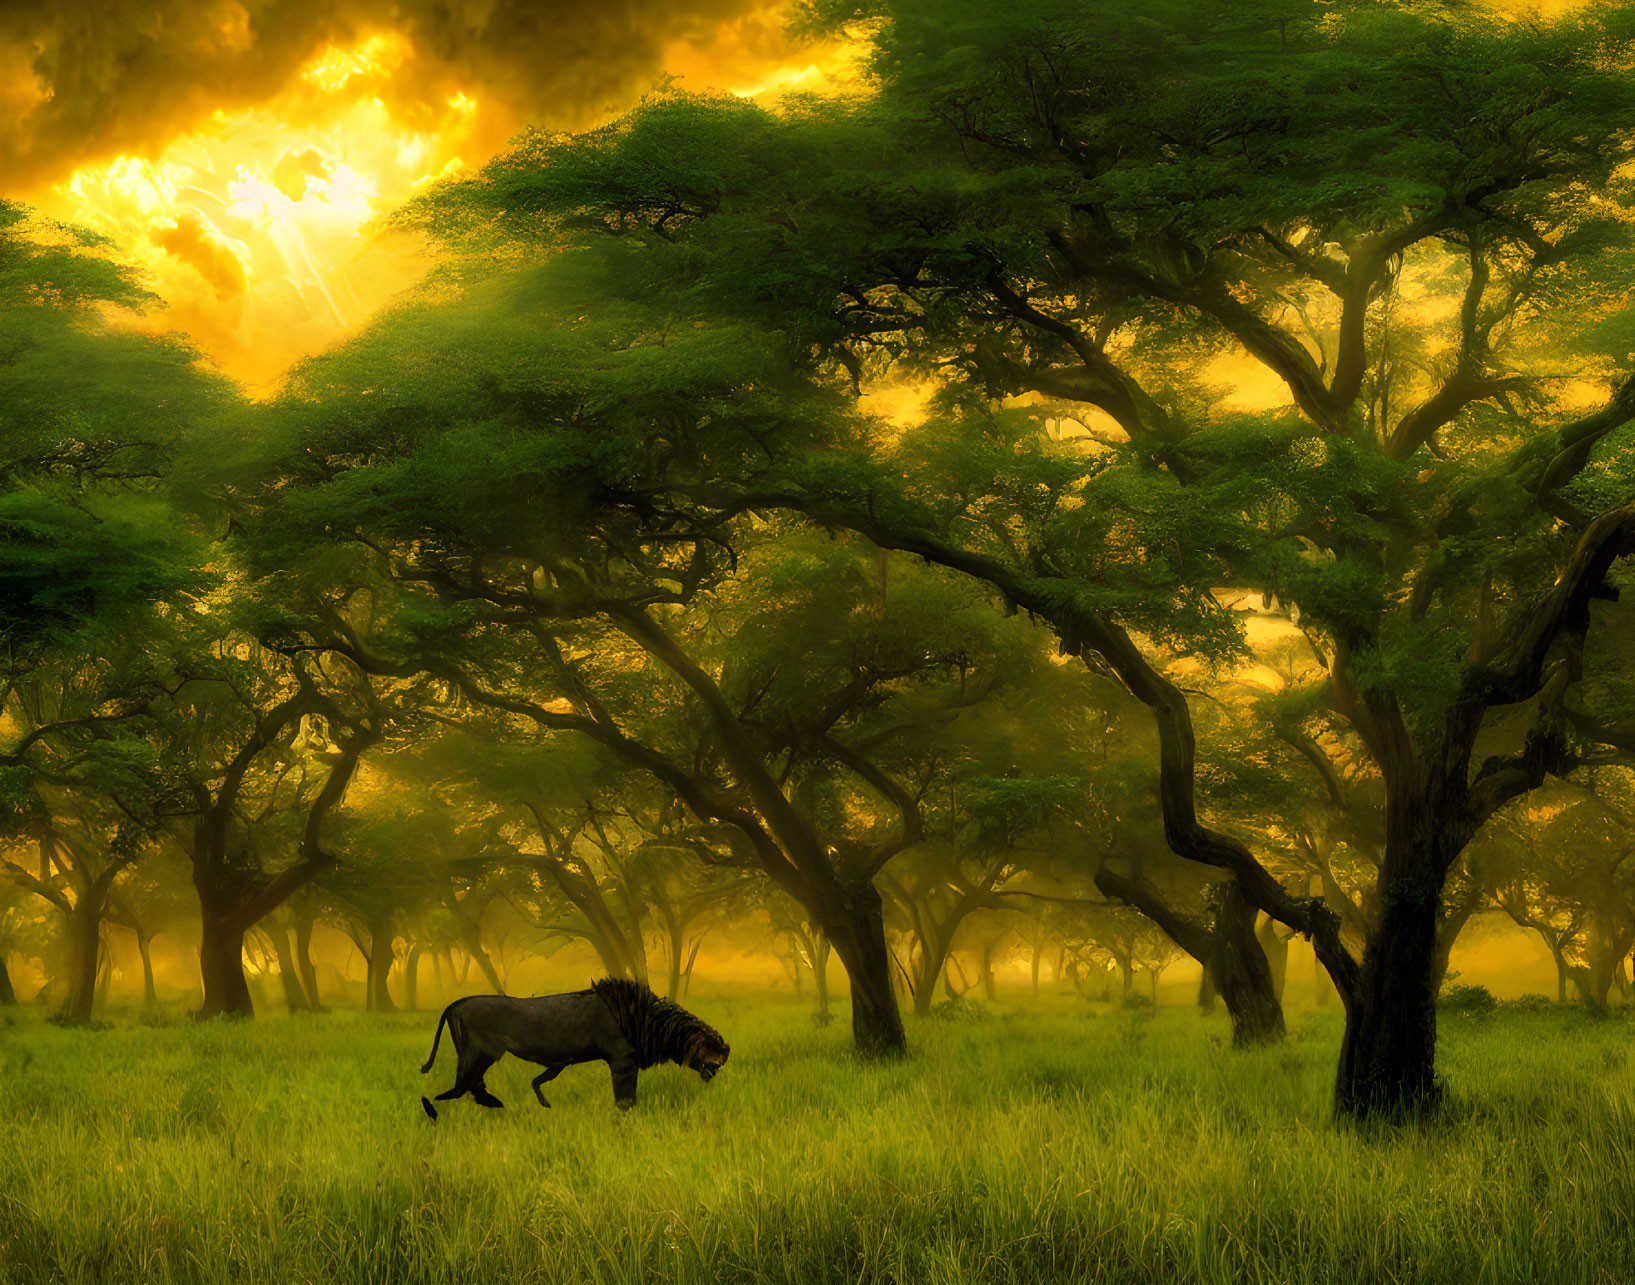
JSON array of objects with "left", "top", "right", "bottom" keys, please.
[{"left": 591, "top": 977, "right": 725, "bottom": 1071}]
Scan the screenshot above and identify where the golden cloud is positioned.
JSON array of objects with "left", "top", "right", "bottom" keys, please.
[
  {"left": 153, "top": 209, "right": 251, "bottom": 302},
  {"left": 0, "top": 1, "right": 855, "bottom": 389}
]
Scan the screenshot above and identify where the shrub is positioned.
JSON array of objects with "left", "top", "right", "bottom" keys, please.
[
  {"left": 930, "top": 997, "right": 991, "bottom": 1023},
  {"left": 1440, "top": 983, "right": 1498, "bottom": 1014},
  {"left": 1511, "top": 993, "right": 1554, "bottom": 1013},
  {"left": 1120, "top": 992, "right": 1155, "bottom": 1011}
]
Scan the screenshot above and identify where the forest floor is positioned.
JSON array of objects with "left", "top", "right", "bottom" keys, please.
[{"left": 1, "top": 993, "right": 1632, "bottom": 1284}]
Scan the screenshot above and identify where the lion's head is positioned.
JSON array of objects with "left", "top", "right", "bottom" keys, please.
[
  {"left": 592, "top": 977, "right": 730, "bottom": 1082},
  {"left": 685, "top": 1029, "right": 731, "bottom": 1082}
]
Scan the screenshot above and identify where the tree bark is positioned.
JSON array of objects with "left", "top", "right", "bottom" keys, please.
[
  {"left": 197, "top": 909, "right": 254, "bottom": 1019},
  {"left": 61, "top": 898, "right": 106, "bottom": 1025},
  {"left": 912, "top": 930, "right": 951, "bottom": 1017},
  {"left": 1197, "top": 968, "right": 1216, "bottom": 1012},
  {"left": 667, "top": 950, "right": 683, "bottom": 1002},
  {"left": 403, "top": 944, "right": 424, "bottom": 1011},
  {"left": 1096, "top": 867, "right": 1283, "bottom": 1046},
  {"left": 812, "top": 931, "right": 831, "bottom": 1020},
  {"left": 0, "top": 954, "right": 16, "bottom": 1005},
  {"left": 134, "top": 928, "right": 157, "bottom": 1010},
  {"left": 94, "top": 931, "right": 113, "bottom": 1010},
  {"left": 294, "top": 915, "right": 325, "bottom": 1011},
  {"left": 1334, "top": 797, "right": 1445, "bottom": 1118},
  {"left": 188, "top": 703, "right": 376, "bottom": 1021},
  {"left": 268, "top": 925, "right": 310, "bottom": 1014},
  {"left": 366, "top": 914, "right": 397, "bottom": 1012},
  {"left": 789, "top": 938, "right": 806, "bottom": 998},
  {"left": 451, "top": 907, "right": 504, "bottom": 994},
  {"left": 980, "top": 938, "right": 999, "bottom": 1001},
  {"left": 1206, "top": 881, "right": 1285, "bottom": 1047},
  {"left": 431, "top": 949, "right": 448, "bottom": 1006},
  {"left": 823, "top": 882, "right": 906, "bottom": 1056},
  {"left": 1256, "top": 914, "right": 1289, "bottom": 1001}
]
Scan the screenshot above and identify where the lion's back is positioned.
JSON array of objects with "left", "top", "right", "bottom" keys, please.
[{"left": 456, "top": 992, "right": 626, "bottom": 1064}]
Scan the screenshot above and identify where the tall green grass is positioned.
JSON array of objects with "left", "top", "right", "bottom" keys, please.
[{"left": 2, "top": 995, "right": 1631, "bottom": 1284}]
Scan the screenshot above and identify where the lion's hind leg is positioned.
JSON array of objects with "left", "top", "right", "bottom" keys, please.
[
  {"left": 460, "top": 1053, "right": 503, "bottom": 1107},
  {"left": 471, "top": 1074, "right": 504, "bottom": 1109},
  {"left": 438, "top": 1032, "right": 502, "bottom": 1107}
]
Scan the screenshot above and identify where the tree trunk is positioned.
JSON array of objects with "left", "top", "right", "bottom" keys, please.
[
  {"left": 980, "top": 939, "right": 998, "bottom": 1001},
  {"left": 1207, "top": 882, "right": 1285, "bottom": 1047},
  {"left": 1095, "top": 868, "right": 1283, "bottom": 1044},
  {"left": 1334, "top": 814, "right": 1444, "bottom": 1119},
  {"left": 268, "top": 925, "right": 310, "bottom": 1014},
  {"left": 823, "top": 882, "right": 907, "bottom": 1057},
  {"left": 1568, "top": 947, "right": 1619, "bottom": 1014},
  {"left": 1551, "top": 944, "right": 1568, "bottom": 1003},
  {"left": 681, "top": 937, "right": 702, "bottom": 997},
  {"left": 403, "top": 944, "right": 424, "bottom": 1011},
  {"left": 1256, "top": 914, "right": 1289, "bottom": 1001},
  {"left": 366, "top": 915, "right": 397, "bottom": 1013},
  {"left": 453, "top": 915, "right": 503, "bottom": 994},
  {"left": 913, "top": 952, "right": 938, "bottom": 1017},
  {"left": 60, "top": 899, "right": 105, "bottom": 1025},
  {"left": 94, "top": 931, "right": 113, "bottom": 1010},
  {"left": 197, "top": 911, "right": 254, "bottom": 1019},
  {"left": 1118, "top": 959, "right": 1133, "bottom": 997},
  {"left": 432, "top": 950, "right": 449, "bottom": 1006},
  {"left": 0, "top": 954, "right": 16, "bottom": 1005},
  {"left": 666, "top": 931, "right": 684, "bottom": 1002},
  {"left": 789, "top": 939, "right": 806, "bottom": 998},
  {"left": 1030, "top": 943, "right": 1042, "bottom": 998},
  {"left": 1197, "top": 968, "right": 1217, "bottom": 1012},
  {"left": 135, "top": 929, "right": 157, "bottom": 1010},
  {"left": 294, "top": 916, "right": 325, "bottom": 1011},
  {"left": 812, "top": 932, "right": 831, "bottom": 1020},
  {"left": 910, "top": 925, "right": 954, "bottom": 1017}
]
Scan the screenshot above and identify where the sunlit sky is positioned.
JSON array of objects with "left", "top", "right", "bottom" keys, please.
[
  {"left": 0, "top": 0, "right": 1577, "bottom": 396},
  {"left": 2, "top": 0, "right": 857, "bottom": 394}
]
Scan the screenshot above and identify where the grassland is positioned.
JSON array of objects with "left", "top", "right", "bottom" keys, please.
[{"left": 1, "top": 992, "right": 1632, "bottom": 1285}]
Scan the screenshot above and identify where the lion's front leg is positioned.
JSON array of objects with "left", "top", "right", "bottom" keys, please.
[
  {"left": 609, "top": 1058, "right": 638, "bottom": 1109},
  {"left": 531, "top": 1065, "right": 566, "bottom": 1108}
]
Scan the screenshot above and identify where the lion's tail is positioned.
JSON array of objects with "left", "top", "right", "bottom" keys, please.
[{"left": 421, "top": 1002, "right": 458, "bottom": 1074}]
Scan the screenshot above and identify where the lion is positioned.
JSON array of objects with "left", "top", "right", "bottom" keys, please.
[{"left": 418, "top": 977, "right": 730, "bottom": 1118}]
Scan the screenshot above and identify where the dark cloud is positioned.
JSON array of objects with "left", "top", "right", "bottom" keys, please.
[{"left": 0, "top": 0, "right": 762, "bottom": 190}]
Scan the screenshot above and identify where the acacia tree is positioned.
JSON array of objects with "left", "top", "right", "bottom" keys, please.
[
  {"left": 0, "top": 202, "right": 229, "bottom": 1021},
  {"left": 427, "top": 0, "right": 1635, "bottom": 1115},
  {"left": 886, "top": 772, "right": 1076, "bottom": 1017},
  {"left": 250, "top": 274, "right": 1001, "bottom": 1055},
  {"left": 1487, "top": 768, "right": 1635, "bottom": 1011},
  {"left": 148, "top": 633, "right": 381, "bottom": 1017},
  {"left": 482, "top": 738, "right": 657, "bottom": 985}
]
